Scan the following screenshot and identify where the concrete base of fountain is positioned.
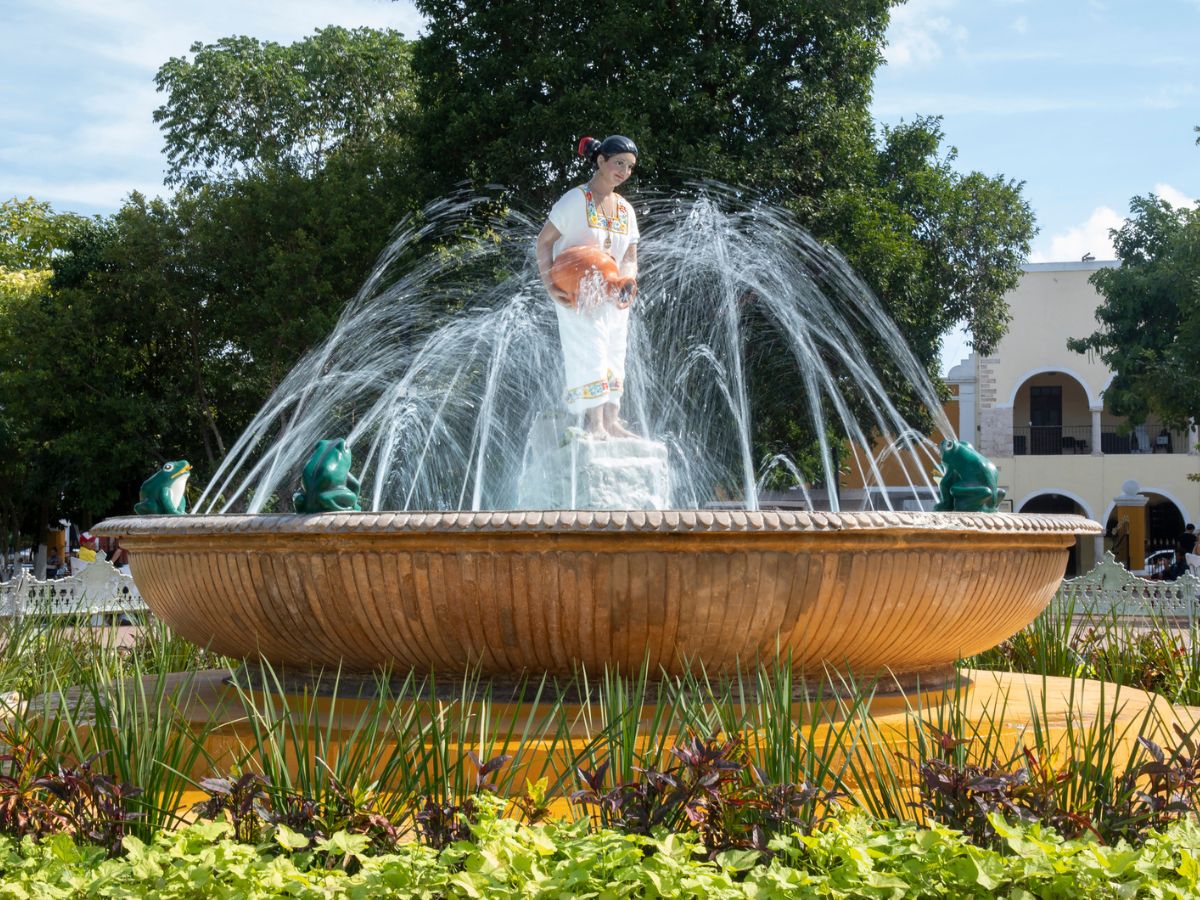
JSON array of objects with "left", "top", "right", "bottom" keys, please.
[
  {"left": 93, "top": 510, "right": 1100, "bottom": 681},
  {"left": 516, "top": 413, "right": 669, "bottom": 510}
]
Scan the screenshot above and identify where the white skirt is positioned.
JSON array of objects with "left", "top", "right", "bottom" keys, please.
[{"left": 554, "top": 294, "right": 629, "bottom": 414}]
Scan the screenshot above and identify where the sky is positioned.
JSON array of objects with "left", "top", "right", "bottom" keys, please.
[
  {"left": 874, "top": 0, "right": 1199, "bottom": 369},
  {"left": 2, "top": 0, "right": 1197, "bottom": 371}
]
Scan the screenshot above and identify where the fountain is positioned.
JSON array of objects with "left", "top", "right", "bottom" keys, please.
[{"left": 95, "top": 189, "right": 1098, "bottom": 689}]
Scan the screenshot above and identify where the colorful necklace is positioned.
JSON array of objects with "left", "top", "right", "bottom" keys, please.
[{"left": 587, "top": 186, "right": 616, "bottom": 250}]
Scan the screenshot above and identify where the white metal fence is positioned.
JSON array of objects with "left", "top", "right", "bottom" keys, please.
[
  {"left": 0, "top": 554, "right": 147, "bottom": 619},
  {"left": 1057, "top": 551, "right": 1200, "bottom": 623}
]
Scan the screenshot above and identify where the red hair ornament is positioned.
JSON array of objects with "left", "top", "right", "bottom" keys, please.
[{"left": 577, "top": 135, "right": 600, "bottom": 160}]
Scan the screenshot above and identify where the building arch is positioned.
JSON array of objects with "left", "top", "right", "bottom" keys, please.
[
  {"left": 1018, "top": 491, "right": 1092, "bottom": 575},
  {"left": 1015, "top": 489, "right": 1094, "bottom": 520},
  {"left": 1101, "top": 488, "right": 1192, "bottom": 530},
  {"left": 1005, "top": 366, "right": 1099, "bottom": 410}
]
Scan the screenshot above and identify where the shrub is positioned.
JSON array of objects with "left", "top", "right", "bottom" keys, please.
[
  {"left": 572, "top": 731, "right": 845, "bottom": 862},
  {"left": 2, "top": 810, "right": 1200, "bottom": 897}
]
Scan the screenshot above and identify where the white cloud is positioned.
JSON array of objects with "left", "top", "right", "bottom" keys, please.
[
  {"left": 0, "top": 76, "right": 164, "bottom": 191},
  {"left": 47, "top": 0, "right": 424, "bottom": 72},
  {"left": 0, "top": 1, "right": 425, "bottom": 215},
  {"left": 884, "top": 0, "right": 968, "bottom": 68},
  {"left": 1029, "top": 188, "right": 1197, "bottom": 265},
  {"left": 1144, "top": 81, "right": 1198, "bottom": 110},
  {"left": 872, "top": 91, "right": 1086, "bottom": 117},
  {"left": 1154, "top": 183, "right": 1197, "bottom": 209},
  {"left": 1029, "top": 207, "right": 1125, "bottom": 263},
  {"left": 1012, "top": 16, "right": 1029, "bottom": 34},
  {"left": 75, "top": 82, "right": 165, "bottom": 162},
  {"left": 1, "top": 175, "right": 165, "bottom": 212}
]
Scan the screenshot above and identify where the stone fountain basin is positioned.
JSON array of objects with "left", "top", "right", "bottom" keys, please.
[{"left": 94, "top": 510, "right": 1100, "bottom": 683}]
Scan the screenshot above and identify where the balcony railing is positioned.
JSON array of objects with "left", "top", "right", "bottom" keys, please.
[
  {"left": 1012, "top": 425, "right": 1092, "bottom": 455},
  {"left": 1012, "top": 425, "right": 1192, "bottom": 456}
]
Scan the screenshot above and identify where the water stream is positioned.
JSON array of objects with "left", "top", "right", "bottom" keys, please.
[{"left": 197, "top": 188, "right": 953, "bottom": 514}]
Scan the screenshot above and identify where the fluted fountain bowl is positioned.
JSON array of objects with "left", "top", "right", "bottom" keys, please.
[{"left": 94, "top": 510, "right": 1100, "bottom": 684}]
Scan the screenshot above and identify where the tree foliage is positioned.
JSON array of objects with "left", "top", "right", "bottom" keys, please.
[
  {"left": 413, "top": 1, "right": 1033, "bottom": 472},
  {"left": 0, "top": 200, "right": 101, "bottom": 550},
  {"left": 1068, "top": 193, "right": 1200, "bottom": 429},
  {"left": 0, "top": 29, "right": 423, "bottom": 534},
  {"left": 412, "top": 0, "right": 1032, "bottom": 364},
  {"left": 0, "top": 197, "right": 89, "bottom": 271},
  {"left": 2, "top": 8, "right": 1040, "bottom": 526},
  {"left": 413, "top": 0, "right": 890, "bottom": 210},
  {"left": 154, "top": 27, "right": 416, "bottom": 186}
]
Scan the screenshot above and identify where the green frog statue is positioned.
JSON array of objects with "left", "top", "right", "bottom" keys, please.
[
  {"left": 134, "top": 460, "right": 192, "bottom": 515},
  {"left": 293, "top": 439, "right": 362, "bottom": 513},
  {"left": 933, "top": 439, "right": 1005, "bottom": 513}
]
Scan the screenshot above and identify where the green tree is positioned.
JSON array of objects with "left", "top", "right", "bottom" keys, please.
[
  {"left": 413, "top": 2, "right": 1031, "bottom": 356},
  {"left": 413, "top": 0, "right": 890, "bottom": 211},
  {"left": 1067, "top": 193, "right": 1200, "bottom": 430},
  {"left": 0, "top": 199, "right": 95, "bottom": 558},
  {"left": 6, "top": 25, "right": 431, "bottom": 519},
  {"left": 2, "top": 28, "right": 428, "bottom": 531},
  {"left": 820, "top": 117, "right": 1032, "bottom": 366},
  {"left": 150, "top": 24, "right": 424, "bottom": 401},
  {"left": 0, "top": 197, "right": 89, "bottom": 271},
  {"left": 412, "top": 1, "right": 1034, "bottom": 480},
  {"left": 154, "top": 26, "right": 417, "bottom": 186}
]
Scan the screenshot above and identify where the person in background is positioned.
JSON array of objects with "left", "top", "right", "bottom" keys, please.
[
  {"left": 1175, "top": 523, "right": 1198, "bottom": 577},
  {"left": 77, "top": 532, "right": 98, "bottom": 563}
]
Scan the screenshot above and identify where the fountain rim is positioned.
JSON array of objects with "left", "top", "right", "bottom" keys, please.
[{"left": 93, "top": 509, "right": 1102, "bottom": 539}]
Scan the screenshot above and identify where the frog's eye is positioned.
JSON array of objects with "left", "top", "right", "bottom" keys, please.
[
  {"left": 163, "top": 462, "right": 175, "bottom": 472},
  {"left": 939, "top": 440, "right": 954, "bottom": 453}
]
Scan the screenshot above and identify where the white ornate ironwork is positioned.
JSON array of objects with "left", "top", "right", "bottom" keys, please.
[
  {"left": 0, "top": 553, "right": 146, "bottom": 619},
  {"left": 1057, "top": 551, "right": 1200, "bottom": 622}
]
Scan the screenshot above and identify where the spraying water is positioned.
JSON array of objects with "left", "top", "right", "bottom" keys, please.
[{"left": 197, "top": 187, "right": 954, "bottom": 514}]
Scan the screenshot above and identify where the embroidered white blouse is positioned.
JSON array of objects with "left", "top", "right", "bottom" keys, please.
[{"left": 546, "top": 186, "right": 639, "bottom": 268}]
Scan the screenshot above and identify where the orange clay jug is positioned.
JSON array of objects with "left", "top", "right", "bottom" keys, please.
[{"left": 549, "top": 245, "right": 637, "bottom": 309}]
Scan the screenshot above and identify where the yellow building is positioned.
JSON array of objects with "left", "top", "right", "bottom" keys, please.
[
  {"left": 952, "top": 260, "right": 1197, "bottom": 574},
  {"left": 837, "top": 260, "right": 1197, "bottom": 574}
]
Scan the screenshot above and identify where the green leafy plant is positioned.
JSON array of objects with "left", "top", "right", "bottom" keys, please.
[
  {"left": 192, "top": 773, "right": 270, "bottom": 843},
  {"left": 573, "top": 730, "right": 845, "bottom": 862}
]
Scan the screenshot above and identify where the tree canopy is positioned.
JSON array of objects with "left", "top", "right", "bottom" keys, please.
[
  {"left": 413, "top": 0, "right": 1033, "bottom": 461},
  {"left": 414, "top": 0, "right": 888, "bottom": 207},
  {"left": 1068, "top": 192, "right": 1200, "bottom": 429},
  {"left": 0, "top": 28, "right": 424, "bottom": 541},
  {"left": 1, "top": 9, "right": 1039, "bottom": 536},
  {"left": 154, "top": 26, "right": 416, "bottom": 186},
  {"left": 413, "top": 0, "right": 1032, "bottom": 363}
]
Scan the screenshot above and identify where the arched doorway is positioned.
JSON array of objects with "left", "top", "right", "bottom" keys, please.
[
  {"left": 1020, "top": 492, "right": 1087, "bottom": 576},
  {"left": 1011, "top": 371, "right": 1093, "bottom": 456},
  {"left": 1104, "top": 493, "right": 1187, "bottom": 577}
]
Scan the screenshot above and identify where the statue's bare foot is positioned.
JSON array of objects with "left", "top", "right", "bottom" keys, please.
[
  {"left": 602, "top": 404, "right": 638, "bottom": 439},
  {"left": 584, "top": 408, "right": 608, "bottom": 441},
  {"left": 605, "top": 420, "right": 639, "bottom": 439}
]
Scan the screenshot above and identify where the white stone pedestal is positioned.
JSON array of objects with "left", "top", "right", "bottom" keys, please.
[{"left": 517, "top": 415, "right": 670, "bottom": 510}]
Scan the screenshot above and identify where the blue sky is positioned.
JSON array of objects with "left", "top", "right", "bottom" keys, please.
[
  {"left": 874, "top": 1, "right": 1199, "bottom": 368},
  {"left": 2, "top": 0, "right": 1197, "bottom": 370}
]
